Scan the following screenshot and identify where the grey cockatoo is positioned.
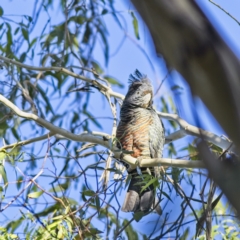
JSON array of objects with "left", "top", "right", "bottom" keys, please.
[{"left": 116, "top": 70, "right": 165, "bottom": 215}]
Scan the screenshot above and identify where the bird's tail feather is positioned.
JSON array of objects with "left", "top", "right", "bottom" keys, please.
[
  {"left": 121, "top": 190, "right": 140, "bottom": 212},
  {"left": 121, "top": 169, "right": 156, "bottom": 213}
]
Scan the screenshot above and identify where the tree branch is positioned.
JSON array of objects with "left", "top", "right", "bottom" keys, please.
[
  {"left": 0, "top": 56, "right": 234, "bottom": 153},
  {"left": 160, "top": 112, "right": 233, "bottom": 151},
  {"left": 0, "top": 55, "right": 124, "bottom": 100},
  {"left": 0, "top": 94, "right": 205, "bottom": 169},
  {"left": 209, "top": 0, "right": 240, "bottom": 26},
  {"left": 0, "top": 132, "right": 55, "bottom": 151}
]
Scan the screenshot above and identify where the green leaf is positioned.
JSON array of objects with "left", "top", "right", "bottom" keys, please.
[
  {"left": 104, "top": 75, "right": 124, "bottom": 88},
  {"left": 6, "top": 22, "right": 12, "bottom": 37},
  {"left": 0, "top": 226, "right": 6, "bottom": 232},
  {"left": 11, "top": 127, "right": 20, "bottom": 141},
  {"left": 24, "top": 15, "right": 32, "bottom": 23},
  {"left": 49, "top": 182, "right": 70, "bottom": 192},
  {"left": 0, "top": 7, "right": 4, "bottom": 17},
  {"left": 65, "top": 217, "right": 73, "bottom": 233},
  {"left": 140, "top": 177, "right": 158, "bottom": 193},
  {"left": 91, "top": 60, "right": 103, "bottom": 74},
  {"left": 47, "top": 220, "right": 62, "bottom": 230},
  {"left": 171, "top": 85, "right": 183, "bottom": 92},
  {"left": 82, "top": 190, "right": 95, "bottom": 197},
  {"left": 179, "top": 228, "right": 189, "bottom": 240},
  {"left": 83, "top": 23, "right": 91, "bottom": 44},
  {"left": 14, "top": 27, "right": 20, "bottom": 35},
  {"left": 95, "top": 196, "right": 100, "bottom": 216},
  {"left": 53, "top": 147, "right": 61, "bottom": 153},
  {"left": 72, "top": 36, "right": 79, "bottom": 48},
  {"left": 19, "top": 52, "right": 26, "bottom": 62},
  {"left": 123, "top": 219, "right": 139, "bottom": 238},
  {"left": 0, "top": 165, "right": 8, "bottom": 187},
  {"left": 0, "top": 121, "right": 8, "bottom": 136},
  {"left": 37, "top": 84, "right": 55, "bottom": 115},
  {"left": 0, "top": 151, "right": 7, "bottom": 161},
  {"left": 169, "top": 120, "right": 178, "bottom": 130},
  {"left": 8, "top": 234, "right": 18, "bottom": 239},
  {"left": 168, "top": 142, "right": 177, "bottom": 156},
  {"left": 28, "top": 191, "right": 43, "bottom": 199},
  {"left": 102, "top": 9, "right": 108, "bottom": 15},
  {"left": 168, "top": 96, "right": 177, "bottom": 114},
  {"left": 161, "top": 97, "right": 169, "bottom": 113},
  {"left": 9, "top": 146, "right": 21, "bottom": 157},
  {"left": 29, "top": 37, "right": 37, "bottom": 49},
  {"left": 171, "top": 167, "right": 183, "bottom": 183},
  {"left": 21, "top": 28, "right": 29, "bottom": 42},
  {"left": 86, "top": 228, "right": 103, "bottom": 236},
  {"left": 130, "top": 11, "right": 140, "bottom": 40},
  {"left": 161, "top": 190, "right": 173, "bottom": 203},
  {"left": 17, "top": 176, "right": 23, "bottom": 190},
  {"left": 133, "top": 211, "right": 145, "bottom": 222}
]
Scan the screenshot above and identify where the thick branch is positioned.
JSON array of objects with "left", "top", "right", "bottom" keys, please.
[
  {"left": 161, "top": 112, "right": 233, "bottom": 151},
  {"left": 0, "top": 94, "right": 205, "bottom": 169},
  {"left": 0, "top": 56, "right": 233, "bottom": 152},
  {"left": 139, "top": 158, "right": 205, "bottom": 169}
]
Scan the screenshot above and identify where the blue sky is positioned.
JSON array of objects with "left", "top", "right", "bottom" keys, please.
[{"left": 1, "top": 0, "right": 240, "bottom": 238}]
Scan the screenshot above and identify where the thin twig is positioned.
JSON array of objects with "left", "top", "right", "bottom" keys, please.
[
  {"left": 0, "top": 55, "right": 123, "bottom": 100},
  {"left": 0, "top": 169, "right": 43, "bottom": 212},
  {"left": 209, "top": 0, "right": 240, "bottom": 26}
]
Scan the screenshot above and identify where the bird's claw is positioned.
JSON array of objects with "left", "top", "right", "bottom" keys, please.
[{"left": 136, "top": 156, "right": 145, "bottom": 166}]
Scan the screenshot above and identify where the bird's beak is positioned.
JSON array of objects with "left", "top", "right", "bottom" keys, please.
[{"left": 142, "top": 93, "right": 152, "bottom": 108}]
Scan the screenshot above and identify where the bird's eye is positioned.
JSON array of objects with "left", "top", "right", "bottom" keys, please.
[{"left": 137, "top": 91, "right": 140, "bottom": 94}]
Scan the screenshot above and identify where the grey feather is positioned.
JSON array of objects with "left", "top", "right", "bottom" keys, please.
[
  {"left": 140, "top": 191, "right": 154, "bottom": 212},
  {"left": 121, "top": 190, "right": 140, "bottom": 212}
]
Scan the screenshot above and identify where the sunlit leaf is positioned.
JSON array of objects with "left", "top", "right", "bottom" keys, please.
[
  {"left": 140, "top": 177, "right": 158, "bottom": 193},
  {"left": 91, "top": 60, "right": 103, "bottom": 74},
  {"left": 28, "top": 191, "right": 43, "bottom": 199},
  {"left": 8, "top": 234, "right": 18, "bottom": 239},
  {"left": 104, "top": 75, "right": 124, "bottom": 88},
  {"left": 0, "top": 165, "right": 7, "bottom": 187},
  {"left": 179, "top": 228, "right": 189, "bottom": 240},
  {"left": 47, "top": 220, "right": 62, "bottom": 230},
  {"left": 0, "top": 151, "right": 6, "bottom": 161},
  {"left": 161, "top": 97, "right": 169, "bottom": 113},
  {"left": 130, "top": 11, "right": 140, "bottom": 40},
  {"left": 49, "top": 182, "right": 70, "bottom": 192}
]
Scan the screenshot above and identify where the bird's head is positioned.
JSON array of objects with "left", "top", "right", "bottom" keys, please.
[{"left": 124, "top": 70, "right": 153, "bottom": 108}]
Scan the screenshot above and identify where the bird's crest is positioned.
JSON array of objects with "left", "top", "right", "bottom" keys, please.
[{"left": 128, "top": 69, "right": 148, "bottom": 84}]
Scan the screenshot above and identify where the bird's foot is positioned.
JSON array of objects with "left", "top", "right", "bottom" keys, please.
[
  {"left": 119, "top": 152, "right": 130, "bottom": 170},
  {"left": 136, "top": 156, "right": 145, "bottom": 166}
]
